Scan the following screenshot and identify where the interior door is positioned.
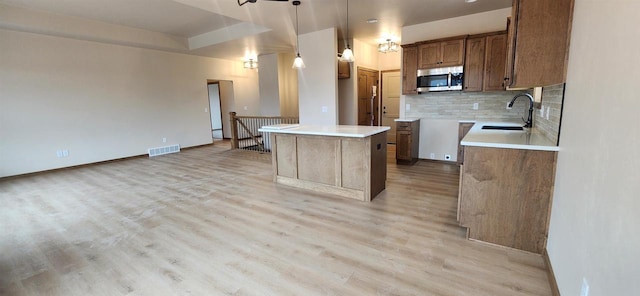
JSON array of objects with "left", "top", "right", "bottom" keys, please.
[
  {"left": 357, "top": 67, "right": 379, "bottom": 126},
  {"left": 381, "top": 71, "right": 401, "bottom": 144}
]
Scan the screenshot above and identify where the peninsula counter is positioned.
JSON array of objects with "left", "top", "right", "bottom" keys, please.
[{"left": 258, "top": 125, "right": 390, "bottom": 202}]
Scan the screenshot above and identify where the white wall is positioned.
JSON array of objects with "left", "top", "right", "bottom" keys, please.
[
  {"left": 218, "top": 80, "right": 236, "bottom": 139},
  {"left": 378, "top": 50, "right": 401, "bottom": 71},
  {"left": 277, "top": 53, "right": 299, "bottom": 117},
  {"left": 258, "top": 53, "right": 280, "bottom": 116},
  {"left": 0, "top": 28, "right": 258, "bottom": 177},
  {"left": 338, "top": 67, "right": 356, "bottom": 125},
  {"left": 298, "top": 27, "right": 338, "bottom": 125},
  {"left": 401, "top": 8, "right": 512, "bottom": 45},
  {"left": 547, "top": 1, "right": 640, "bottom": 295}
]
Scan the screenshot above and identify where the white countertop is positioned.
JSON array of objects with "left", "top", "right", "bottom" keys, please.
[
  {"left": 394, "top": 118, "right": 421, "bottom": 122},
  {"left": 461, "top": 122, "right": 559, "bottom": 151},
  {"left": 259, "top": 125, "right": 391, "bottom": 138}
]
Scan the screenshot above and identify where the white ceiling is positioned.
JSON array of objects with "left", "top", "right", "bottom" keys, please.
[{"left": 0, "top": 0, "right": 512, "bottom": 60}]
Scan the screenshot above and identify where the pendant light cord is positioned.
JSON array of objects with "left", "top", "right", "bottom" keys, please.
[
  {"left": 346, "top": 0, "right": 349, "bottom": 47},
  {"left": 295, "top": 2, "right": 300, "bottom": 55}
]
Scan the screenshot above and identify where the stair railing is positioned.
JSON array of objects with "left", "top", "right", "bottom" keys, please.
[{"left": 229, "top": 112, "right": 299, "bottom": 152}]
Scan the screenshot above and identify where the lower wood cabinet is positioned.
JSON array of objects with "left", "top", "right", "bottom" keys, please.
[
  {"left": 458, "top": 145, "right": 557, "bottom": 254},
  {"left": 396, "top": 120, "right": 420, "bottom": 165}
]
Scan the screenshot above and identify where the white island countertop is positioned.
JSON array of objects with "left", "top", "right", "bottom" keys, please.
[
  {"left": 394, "top": 118, "right": 421, "bottom": 122},
  {"left": 259, "top": 125, "right": 390, "bottom": 138},
  {"left": 461, "top": 122, "right": 559, "bottom": 151}
]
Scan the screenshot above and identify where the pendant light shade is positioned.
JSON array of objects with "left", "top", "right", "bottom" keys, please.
[
  {"left": 341, "top": 47, "right": 354, "bottom": 62},
  {"left": 292, "top": 1, "right": 305, "bottom": 69},
  {"left": 293, "top": 53, "right": 306, "bottom": 69},
  {"left": 340, "top": 0, "right": 355, "bottom": 63}
]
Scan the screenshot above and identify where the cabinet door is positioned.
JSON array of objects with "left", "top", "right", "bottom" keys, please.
[
  {"left": 396, "top": 131, "right": 412, "bottom": 161},
  {"left": 440, "top": 39, "right": 465, "bottom": 67},
  {"left": 507, "top": 0, "right": 574, "bottom": 88},
  {"left": 337, "top": 60, "right": 350, "bottom": 79},
  {"left": 483, "top": 33, "right": 508, "bottom": 91},
  {"left": 417, "top": 42, "right": 441, "bottom": 69},
  {"left": 463, "top": 37, "right": 485, "bottom": 92},
  {"left": 402, "top": 46, "right": 418, "bottom": 94}
]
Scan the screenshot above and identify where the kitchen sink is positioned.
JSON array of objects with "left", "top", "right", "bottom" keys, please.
[{"left": 481, "top": 125, "right": 524, "bottom": 131}]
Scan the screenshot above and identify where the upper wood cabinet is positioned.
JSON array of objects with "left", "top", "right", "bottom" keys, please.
[
  {"left": 483, "top": 33, "right": 508, "bottom": 91},
  {"left": 464, "top": 32, "right": 508, "bottom": 92},
  {"left": 418, "top": 38, "right": 465, "bottom": 69},
  {"left": 401, "top": 45, "right": 418, "bottom": 95},
  {"left": 463, "top": 37, "right": 486, "bottom": 92},
  {"left": 337, "top": 60, "right": 350, "bottom": 79},
  {"left": 505, "top": 0, "right": 575, "bottom": 88}
]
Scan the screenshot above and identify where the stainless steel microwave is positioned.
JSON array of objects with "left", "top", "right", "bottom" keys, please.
[{"left": 416, "top": 66, "right": 464, "bottom": 93}]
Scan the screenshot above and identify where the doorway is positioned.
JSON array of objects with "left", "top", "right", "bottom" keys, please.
[
  {"left": 357, "top": 67, "right": 380, "bottom": 126},
  {"left": 207, "top": 83, "right": 224, "bottom": 141},
  {"left": 380, "top": 70, "right": 401, "bottom": 144}
]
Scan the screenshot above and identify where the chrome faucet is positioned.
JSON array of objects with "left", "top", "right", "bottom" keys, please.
[{"left": 508, "top": 93, "right": 535, "bottom": 128}]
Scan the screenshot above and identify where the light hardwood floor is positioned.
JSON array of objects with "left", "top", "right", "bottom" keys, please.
[{"left": 0, "top": 142, "right": 552, "bottom": 295}]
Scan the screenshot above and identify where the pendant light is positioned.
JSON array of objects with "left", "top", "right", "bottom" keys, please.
[
  {"left": 340, "top": 0, "right": 354, "bottom": 63},
  {"left": 292, "top": 1, "right": 305, "bottom": 69}
]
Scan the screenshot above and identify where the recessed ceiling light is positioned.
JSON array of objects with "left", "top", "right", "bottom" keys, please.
[{"left": 366, "top": 18, "right": 378, "bottom": 24}]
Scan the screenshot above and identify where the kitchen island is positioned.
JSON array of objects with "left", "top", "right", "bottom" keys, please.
[
  {"left": 458, "top": 122, "right": 559, "bottom": 254},
  {"left": 258, "top": 125, "right": 390, "bottom": 202}
]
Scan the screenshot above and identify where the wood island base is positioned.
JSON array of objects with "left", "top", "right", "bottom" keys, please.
[{"left": 269, "top": 131, "right": 387, "bottom": 202}]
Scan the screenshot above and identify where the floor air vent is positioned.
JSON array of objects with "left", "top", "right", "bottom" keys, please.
[{"left": 148, "top": 144, "right": 180, "bottom": 157}]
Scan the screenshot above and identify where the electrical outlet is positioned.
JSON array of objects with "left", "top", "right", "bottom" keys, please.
[
  {"left": 430, "top": 152, "right": 435, "bottom": 159},
  {"left": 581, "top": 278, "right": 589, "bottom": 296},
  {"left": 405, "top": 104, "right": 411, "bottom": 111},
  {"left": 473, "top": 103, "right": 479, "bottom": 110},
  {"left": 444, "top": 155, "right": 451, "bottom": 160},
  {"left": 62, "top": 150, "right": 69, "bottom": 157},
  {"left": 321, "top": 106, "right": 328, "bottom": 113},
  {"left": 56, "top": 150, "right": 63, "bottom": 158},
  {"left": 540, "top": 105, "right": 545, "bottom": 117},
  {"left": 204, "top": 107, "right": 208, "bottom": 113},
  {"left": 162, "top": 138, "right": 167, "bottom": 143},
  {"left": 506, "top": 102, "right": 512, "bottom": 110}
]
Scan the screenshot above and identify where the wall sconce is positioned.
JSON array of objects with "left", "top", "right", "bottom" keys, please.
[
  {"left": 378, "top": 39, "right": 399, "bottom": 53},
  {"left": 244, "top": 59, "right": 258, "bottom": 69}
]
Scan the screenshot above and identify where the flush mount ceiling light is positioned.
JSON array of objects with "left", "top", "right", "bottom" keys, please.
[
  {"left": 378, "top": 39, "right": 399, "bottom": 53},
  {"left": 366, "top": 18, "right": 379, "bottom": 24},
  {"left": 465, "top": 0, "right": 478, "bottom": 3},
  {"left": 243, "top": 59, "right": 258, "bottom": 69},
  {"left": 339, "top": 0, "right": 355, "bottom": 63},
  {"left": 292, "top": 1, "right": 305, "bottom": 69}
]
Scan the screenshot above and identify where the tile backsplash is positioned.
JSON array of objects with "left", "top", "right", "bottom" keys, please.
[
  {"left": 404, "top": 84, "right": 564, "bottom": 144},
  {"left": 405, "top": 90, "right": 531, "bottom": 121},
  {"left": 533, "top": 84, "right": 564, "bottom": 145}
]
